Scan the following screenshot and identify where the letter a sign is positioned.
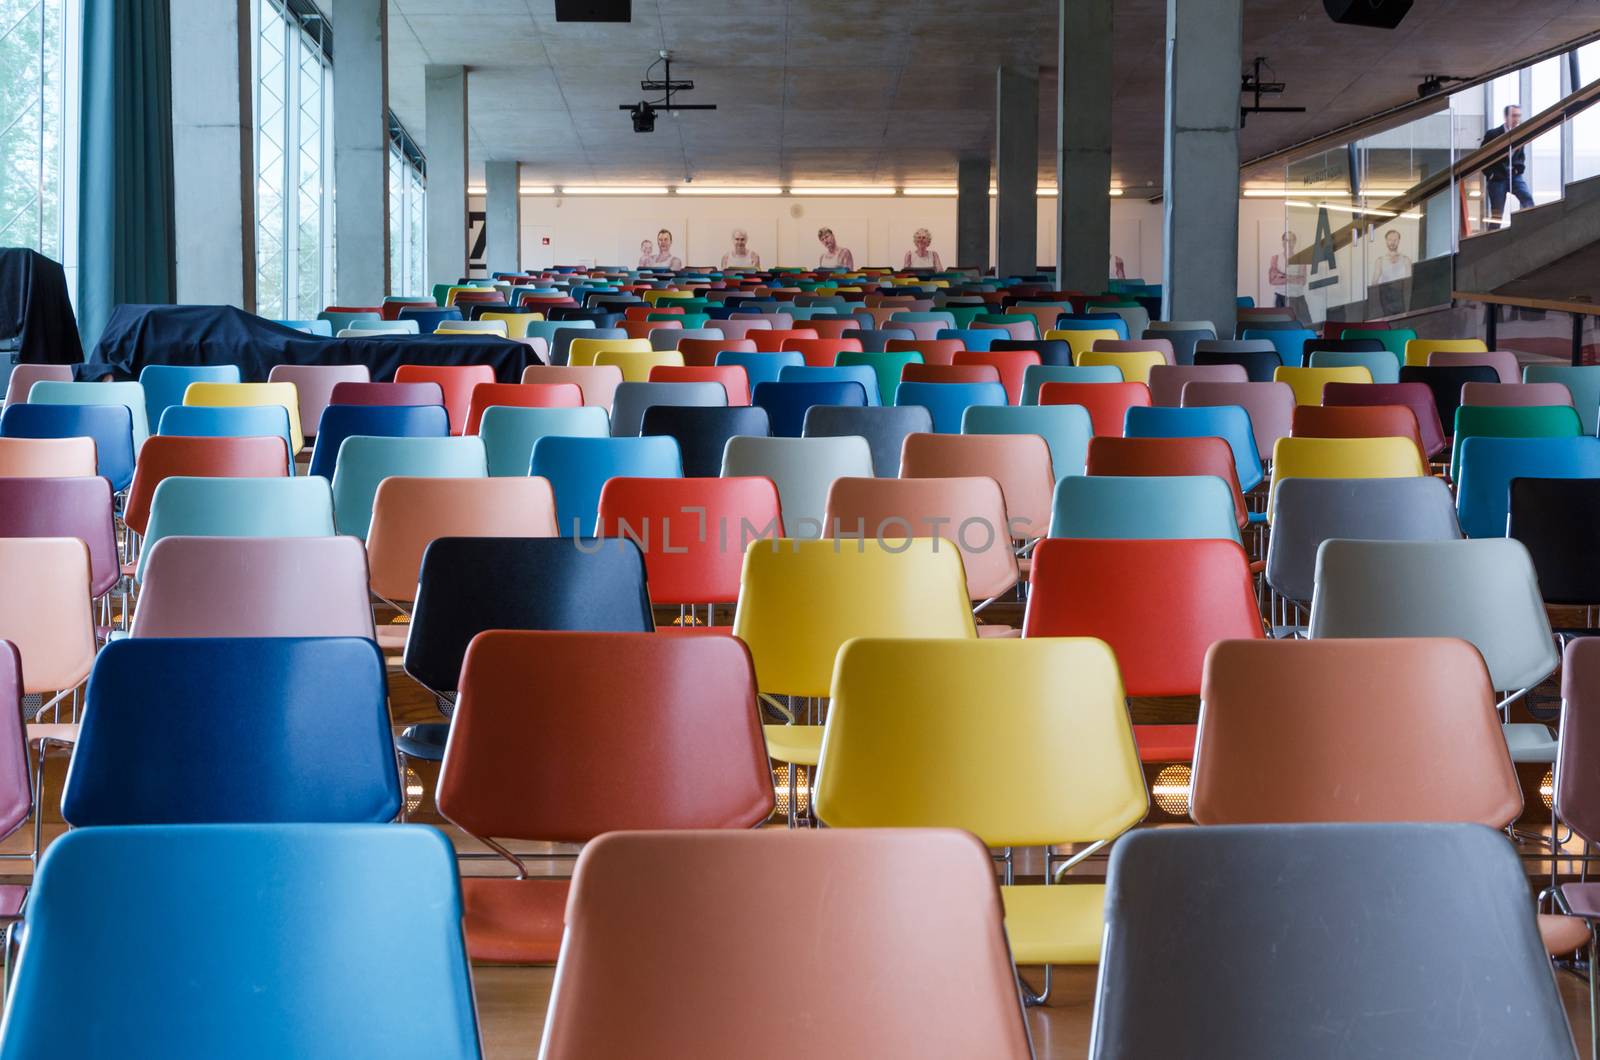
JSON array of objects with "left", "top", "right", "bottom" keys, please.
[{"left": 1308, "top": 206, "right": 1340, "bottom": 291}]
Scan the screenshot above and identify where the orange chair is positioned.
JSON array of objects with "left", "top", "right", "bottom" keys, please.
[
  {"left": 520, "top": 365, "right": 624, "bottom": 411},
  {"left": 1022, "top": 537, "right": 1265, "bottom": 763},
  {"left": 900, "top": 432, "right": 1055, "bottom": 541},
  {"left": 782, "top": 337, "right": 863, "bottom": 367},
  {"left": 1038, "top": 381, "right": 1152, "bottom": 437},
  {"left": 885, "top": 338, "right": 963, "bottom": 366},
  {"left": 434, "top": 630, "right": 774, "bottom": 963},
  {"left": 678, "top": 337, "right": 754, "bottom": 367},
  {"left": 0, "top": 437, "right": 97, "bottom": 479},
  {"left": 900, "top": 363, "right": 1001, "bottom": 387},
  {"left": 597, "top": 477, "right": 782, "bottom": 609},
  {"left": 123, "top": 436, "right": 290, "bottom": 538},
  {"left": 752, "top": 328, "right": 819, "bottom": 353},
  {"left": 807, "top": 319, "right": 863, "bottom": 340},
  {"left": 393, "top": 364, "right": 496, "bottom": 435},
  {"left": 1086, "top": 436, "right": 1248, "bottom": 530},
  {"left": 624, "top": 305, "right": 671, "bottom": 321},
  {"left": 462, "top": 382, "right": 583, "bottom": 436},
  {"left": 1289, "top": 404, "right": 1426, "bottom": 464},
  {"left": 647, "top": 365, "right": 750, "bottom": 406},
  {"left": 953, "top": 350, "right": 1041, "bottom": 405}
]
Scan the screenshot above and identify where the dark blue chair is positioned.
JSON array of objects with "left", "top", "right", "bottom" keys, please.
[
  {"left": 752, "top": 380, "right": 868, "bottom": 438},
  {"left": 396, "top": 306, "right": 463, "bottom": 334},
  {"left": 715, "top": 350, "right": 803, "bottom": 391},
  {"left": 1052, "top": 314, "right": 1130, "bottom": 340},
  {"left": 992, "top": 337, "right": 1074, "bottom": 367},
  {"left": 1455, "top": 435, "right": 1600, "bottom": 539},
  {"left": 1124, "top": 404, "right": 1265, "bottom": 492},
  {"left": 0, "top": 402, "right": 135, "bottom": 491},
  {"left": 307, "top": 403, "right": 450, "bottom": 479},
  {"left": 850, "top": 327, "right": 915, "bottom": 353},
  {"left": 893, "top": 380, "right": 1007, "bottom": 434},
  {"left": 63, "top": 637, "right": 399, "bottom": 825},
  {"left": 639, "top": 404, "right": 770, "bottom": 478},
  {"left": 1, "top": 823, "right": 479, "bottom": 1058}
]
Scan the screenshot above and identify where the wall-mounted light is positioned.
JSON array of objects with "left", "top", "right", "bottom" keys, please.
[
  {"left": 789, "top": 186, "right": 898, "bottom": 196},
  {"left": 560, "top": 186, "right": 670, "bottom": 195},
  {"left": 673, "top": 186, "right": 784, "bottom": 195},
  {"left": 520, "top": 185, "right": 557, "bottom": 195},
  {"left": 902, "top": 187, "right": 959, "bottom": 197}
]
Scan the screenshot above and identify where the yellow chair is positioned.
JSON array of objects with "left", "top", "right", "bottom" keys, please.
[
  {"left": 567, "top": 337, "right": 652, "bottom": 367},
  {"left": 479, "top": 311, "right": 543, "bottom": 338},
  {"left": 1077, "top": 349, "right": 1167, "bottom": 385},
  {"left": 1272, "top": 365, "right": 1372, "bottom": 406},
  {"left": 1044, "top": 328, "right": 1122, "bottom": 362},
  {"left": 1266, "top": 435, "right": 1425, "bottom": 520},
  {"left": 183, "top": 381, "right": 304, "bottom": 455},
  {"left": 815, "top": 637, "right": 1146, "bottom": 1001},
  {"left": 642, "top": 290, "right": 693, "bottom": 306},
  {"left": 592, "top": 349, "right": 686, "bottom": 383},
  {"left": 1404, "top": 337, "right": 1487, "bottom": 367},
  {"left": 434, "top": 320, "right": 508, "bottom": 337},
  {"left": 731, "top": 538, "right": 976, "bottom": 780}
]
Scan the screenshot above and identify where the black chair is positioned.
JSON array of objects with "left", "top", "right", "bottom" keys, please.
[
  {"left": 1090, "top": 823, "right": 1574, "bottom": 1059},
  {"left": 1304, "top": 337, "right": 1387, "bottom": 356},
  {"left": 802, "top": 404, "right": 934, "bottom": 477},
  {"left": 1194, "top": 340, "right": 1282, "bottom": 383},
  {"left": 1399, "top": 364, "right": 1499, "bottom": 440},
  {"left": 991, "top": 337, "right": 1073, "bottom": 367},
  {"left": 1510, "top": 477, "right": 1600, "bottom": 611},
  {"left": 400, "top": 537, "right": 654, "bottom": 759},
  {"left": 548, "top": 307, "right": 612, "bottom": 325},
  {"left": 640, "top": 405, "right": 770, "bottom": 478},
  {"left": 1142, "top": 328, "right": 1212, "bottom": 367},
  {"left": 850, "top": 328, "right": 915, "bottom": 352}
]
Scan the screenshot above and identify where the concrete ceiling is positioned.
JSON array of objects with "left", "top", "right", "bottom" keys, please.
[{"left": 383, "top": 0, "right": 1600, "bottom": 193}]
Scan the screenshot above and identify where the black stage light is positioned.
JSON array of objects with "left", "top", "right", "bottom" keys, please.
[{"left": 628, "top": 101, "right": 657, "bottom": 133}]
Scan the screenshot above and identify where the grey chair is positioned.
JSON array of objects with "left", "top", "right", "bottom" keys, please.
[
  {"left": 721, "top": 435, "right": 874, "bottom": 539},
  {"left": 801, "top": 404, "right": 932, "bottom": 477},
  {"left": 608, "top": 381, "right": 727, "bottom": 437},
  {"left": 1308, "top": 537, "right": 1560, "bottom": 762},
  {"left": 553, "top": 326, "right": 625, "bottom": 366},
  {"left": 648, "top": 327, "right": 722, "bottom": 352},
  {"left": 1090, "top": 824, "right": 1576, "bottom": 1060},
  {"left": 1143, "top": 325, "right": 1214, "bottom": 366},
  {"left": 850, "top": 328, "right": 915, "bottom": 353}
]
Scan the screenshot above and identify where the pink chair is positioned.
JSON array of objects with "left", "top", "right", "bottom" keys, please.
[
  {"left": 0, "top": 641, "right": 34, "bottom": 885},
  {"left": 972, "top": 320, "right": 1034, "bottom": 342},
  {"left": 1461, "top": 381, "right": 1573, "bottom": 408},
  {"left": 0, "top": 477, "right": 120, "bottom": 600},
  {"left": 890, "top": 320, "right": 947, "bottom": 342},
  {"left": 3, "top": 365, "right": 73, "bottom": 409},
  {"left": 1182, "top": 380, "right": 1296, "bottom": 464},
  {"left": 267, "top": 364, "right": 371, "bottom": 440},
  {"left": 1149, "top": 364, "right": 1247, "bottom": 408},
  {"left": 715, "top": 319, "right": 774, "bottom": 343},
  {"left": 807, "top": 320, "right": 861, "bottom": 341},
  {"left": 1428, "top": 349, "right": 1520, "bottom": 384},
  {"left": 328, "top": 380, "right": 446, "bottom": 408},
  {"left": 520, "top": 365, "right": 624, "bottom": 412},
  {"left": 0, "top": 538, "right": 95, "bottom": 707},
  {"left": 0, "top": 437, "right": 96, "bottom": 478}
]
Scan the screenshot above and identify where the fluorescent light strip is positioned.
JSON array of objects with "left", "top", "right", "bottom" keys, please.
[
  {"left": 789, "top": 187, "right": 898, "bottom": 196},
  {"left": 560, "top": 186, "right": 670, "bottom": 195},
  {"left": 466, "top": 186, "right": 487, "bottom": 195},
  {"left": 673, "top": 186, "right": 784, "bottom": 196},
  {"left": 520, "top": 185, "right": 556, "bottom": 195},
  {"left": 902, "top": 187, "right": 958, "bottom": 196}
]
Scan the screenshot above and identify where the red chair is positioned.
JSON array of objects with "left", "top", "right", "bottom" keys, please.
[
  {"left": 901, "top": 363, "right": 1001, "bottom": 387},
  {"left": 596, "top": 477, "right": 782, "bottom": 608},
  {"left": 380, "top": 299, "right": 433, "bottom": 321},
  {"left": 885, "top": 338, "right": 964, "bottom": 366},
  {"left": 647, "top": 365, "right": 750, "bottom": 407},
  {"left": 1086, "top": 436, "right": 1249, "bottom": 530},
  {"left": 626, "top": 305, "right": 678, "bottom": 321},
  {"left": 463, "top": 382, "right": 584, "bottom": 435},
  {"left": 807, "top": 319, "right": 863, "bottom": 341},
  {"left": 782, "top": 337, "right": 864, "bottom": 367},
  {"left": 1022, "top": 537, "right": 1265, "bottom": 763},
  {"left": 328, "top": 380, "right": 446, "bottom": 408},
  {"left": 678, "top": 337, "right": 754, "bottom": 367},
  {"left": 124, "top": 436, "right": 290, "bottom": 538},
  {"left": 1290, "top": 404, "right": 1426, "bottom": 464},
  {"left": 1322, "top": 381, "right": 1446, "bottom": 460},
  {"left": 752, "top": 328, "right": 819, "bottom": 353},
  {"left": 1038, "top": 381, "right": 1152, "bottom": 436},
  {"left": 393, "top": 364, "right": 496, "bottom": 435},
  {"left": 434, "top": 630, "right": 774, "bottom": 962},
  {"left": 953, "top": 350, "right": 1040, "bottom": 405},
  {"left": 619, "top": 319, "right": 680, "bottom": 340}
]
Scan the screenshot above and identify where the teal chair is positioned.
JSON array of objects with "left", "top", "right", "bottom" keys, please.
[
  {"left": 944, "top": 304, "right": 985, "bottom": 328},
  {"left": 778, "top": 364, "right": 881, "bottom": 406},
  {"left": 156, "top": 404, "right": 296, "bottom": 473},
  {"left": 934, "top": 328, "right": 999, "bottom": 352},
  {"left": 1450, "top": 404, "right": 1582, "bottom": 483},
  {"left": 137, "top": 476, "right": 335, "bottom": 580},
  {"left": 835, "top": 351, "right": 922, "bottom": 404},
  {"left": 1455, "top": 435, "right": 1600, "bottom": 538},
  {"left": 1524, "top": 364, "right": 1600, "bottom": 435},
  {"left": 138, "top": 364, "right": 242, "bottom": 433},
  {"left": 479, "top": 406, "right": 610, "bottom": 477},
  {"left": 894, "top": 380, "right": 1007, "bottom": 433},
  {"left": 318, "top": 310, "right": 380, "bottom": 332},
  {"left": 715, "top": 350, "right": 804, "bottom": 391},
  {"left": 961, "top": 403, "right": 1093, "bottom": 479},
  {"left": 889, "top": 310, "right": 958, "bottom": 328},
  {"left": 27, "top": 379, "right": 151, "bottom": 451},
  {"left": 530, "top": 435, "right": 682, "bottom": 537},
  {"left": 0, "top": 824, "right": 480, "bottom": 1060},
  {"left": 1020, "top": 364, "right": 1122, "bottom": 405},
  {"left": 274, "top": 319, "right": 334, "bottom": 336},
  {"left": 1049, "top": 474, "right": 1242, "bottom": 543},
  {"left": 1308, "top": 349, "right": 1400, "bottom": 385},
  {"left": 1341, "top": 327, "right": 1415, "bottom": 362},
  {"left": 329, "top": 435, "right": 487, "bottom": 539},
  {"left": 1242, "top": 327, "right": 1316, "bottom": 368}
]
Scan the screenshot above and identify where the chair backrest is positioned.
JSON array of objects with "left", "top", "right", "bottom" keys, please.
[
  {"left": 648, "top": 365, "right": 750, "bottom": 406},
  {"left": 753, "top": 380, "right": 868, "bottom": 437},
  {"left": 715, "top": 350, "right": 805, "bottom": 392},
  {"left": 27, "top": 380, "right": 151, "bottom": 452},
  {"left": 1267, "top": 435, "right": 1425, "bottom": 520},
  {"left": 1051, "top": 475, "right": 1241, "bottom": 543},
  {"left": 66, "top": 636, "right": 397, "bottom": 823},
  {"left": 0, "top": 537, "right": 95, "bottom": 694},
  {"left": 1147, "top": 364, "right": 1247, "bottom": 407},
  {"left": 183, "top": 381, "right": 305, "bottom": 454},
  {"left": 1307, "top": 537, "right": 1557, "bottom": 693},
  {"left": 391, "top": 364, "right": 495, "bottom": 435},
  {"left": 138, "top": 364, "right": 242, "bottom": 428},
  {"left": 0, "top": 402, "right": 135, "bottom": 491},
  {"left": 520, "top": 364, "right": 624, "bottom": 410},
  {"left": 1398, "top": 364, "right": 1498, "bottom": 438},
  {"left": 899, "top": 431, "right": 1055, "bottom": 540},
  {"left": 634, "top": 404, "right": 767, "bottom": 479},
  {"left": 0, "top": 641, "right": 28, "bottom": 843},
  {"left": 1194, "top": 637, "right": 1517, "bottom": 826},
  {"left": 1022, "top": 537, "right": 1263, "bottom": 696},
  {"left": 328, "top": 380, "right": 446, "bottom": 410},
  {"left": 1019, "top": 364, "right": 1122, "bottom": 404},
  {"left": 1405, "top": 336, "right": 1488, "bottom": 367},
  {"left": 529, "top": 435, "right": 681, "bottom": 537},
  {"left": 885, "top": 337, "right": 964, "bottom": 365},
  {"left": 1088, "top": 824, "right": 1574, "bottom": 1060},
  {"left": 1510, "top": 477, "right": 1600, "bottom": 605},
  {"left": 1462, "top": 381, "right": 1574, "bottom": 410},
  {"left": 731, "top": 538, "right": 976, "bottom": 698},
  {"left": 0, "top": 823, "right": 480, "bottom": 1059},
  {"left": 1290, "top": 403, "right": 1426, "bottom": 464},
  {"left": 1180, "top": 380, "right": 1295, "bottom": 460},
  {"left": 403, "top": 537, "right": 653, "bottom": 693},
  {"left": 598, "top": 476, "right": 783, "bottom": 605},
  {"left": 1558, "top": 637, "right": 1600, "bottom": 845},
  {"left": 1341, "top": 325, "right": 1414, "bottom": 359},
  {"left": 609, "top": 381, "right": 728, "bottom": 437},
  {"left": 1123, "top": 404, "right": 1264, "bottom": 492},
  {"left": 461, "top": 382, "right": 583, "bottom": 436},
  {"left": 961, "top": 403, "right": 1091, "bottom": 480},
  {"left": 2, "top": 363, "right": 72, "bottom": 408},
  {"left": 892, "top": 380, "right": 1008, "bottom": 433},
  {"left": 329, "top": 435, "right": 487, "bottom": 539},
  {"left": 677, "top": 337, "right": 755, "bottom": 365},
  {"left": 0, "top": 476, "right": 120, "bottom": 597},
  {"left": 778, "top": 364, "right": 881, "bottom": 405},
  {"left": 1077, "top": 349, "right": 1167, "bottom": 385},
  {"left": 720, "top": 435, "right": 873, "bottom": 540},
  {"left": 1272, "top": 365, "right": 1372, "bottom": 406},
  {"left": 0, "top": 436, "right": 96, "bottom": 478},
  {"left": 1086, "top": 436, "right": 1248, "bottom": 529},
  {"left": 138, "top": 476, "right": 336, "bottom": 581},
  {"left": 1456, "top": 434, "right": 1600, "bottom": 539},
  {"left": 1450, "top": 403, "right": 1582, "bottom": 482},
  {"left": 951, "top": 350, "right": 1040, "bottom": 403},
  {"left": 307, "top": 403, "right": 451, "bottom": 479},
  {"left": 266, "top": 364, "right": 370, "bottom": 439},
  {"left": 478, "top": 405, "right": 610, "bottom": 477},
  {"left": 538, "top": 828, "right": 1031, "bottom": 1060},
  {"left": 1525, "top": 363, "right": 1600, "bottom": 434},
  {"left": 1193, "top": 341, "right": 1281, "bottom": 382},
  {"left": 1306, "top": 348, "right": 1400, "bottom": 384},
  {"left": 798, "top": 404, "right": 928, "bottom": 477},
  {"left": 1323, "top": 380, "right": 1446, "bottom": 459}
]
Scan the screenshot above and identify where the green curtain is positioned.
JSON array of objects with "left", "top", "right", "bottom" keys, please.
[{"left": 77, "top": 0, "right": 175, "bottom": 351}]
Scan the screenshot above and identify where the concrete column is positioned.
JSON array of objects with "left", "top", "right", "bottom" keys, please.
[
  {"left": 1161, "top": 0, "right": 1242, "bottom": 337},
  {"left": 332, "top": 0, "right": 389, "bottom": 303},
  {"left": 956, "top": 157, "right": 990, "bottom": 271},
  {"left": 995, "top": 67, "right": 1039, "bottom": 279},
  {"left": 170, "top": 0, "right": 253, "bottom": 308},
  {"left": 425, "top": 65, "right": 469, "bottom": 292},
  {"left": 485, "top": 160, "right": 522, "bottom": 277},
  {"left": 1056, "top": 0, "right": 1113, "bottom": 293}
]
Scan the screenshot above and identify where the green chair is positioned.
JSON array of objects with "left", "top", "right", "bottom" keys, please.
[
  {"left": 329, "top": 436, "right": 488, "bottom": 539},
  {"left": 479, "top": 405, "right": 610, "bottom": 477},
  {"left": 836, "top": 351, "right": 923, "bottom": 403},
  {"left": 1450, "top": 404, "right": 1582, "bottom": 482}
]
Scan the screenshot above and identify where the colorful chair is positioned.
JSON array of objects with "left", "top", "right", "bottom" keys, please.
[
  {"left": 753, "top": 380, "right": 868, "bottom": 437},
  {"left": 893, "top": 380, "right": 1008, "bottom": 433},
  {"left": 0, "top": 477, "right": 120, "bottom": 600},
  {"left": 27, "top": 380, "right": 150, "bottom": 452},
  {"left": 530, "top": 435, "right": 681, "bottom": 536},
  {"left": 0, "top": 436, "right": 96, "bottom": 478},
  {"left": 1404, "top": 336, "right": 1487, "bottom": 367},
  {"left": 962, "top": 403, "right": 1092, "bottom": 480},
  {"left": 1323, "top": 381, "right": 1447, "bottom": 461},
  {"left": 136, "top": 475, "right": 335, "bottom": 581},
  {"left": 720, "top": 435, "right": 873, "bottom": 540},
  {"left": 478, "top": 406, "right": 610, "bottom": 477},
  {"left": 1051, "top": 475, "right": 1240, "bottom": 543},
  {"left": 1124, "top": 404, "right": 1264, "bottom": 492},
  {"left": 1037, "top": 381, "right": 1151, "bottom": 437},
  {"left": 638, "top": 405, "right": 769, "bottom": 479},
  {"left": 307, "top": 404, "right": 450, "bottom": 480},
  {"left": 1266, "top": 436, "right": 1425, "bottom": 520},
  {"left": 391, "top": 365, "right": 495, "bottom": 435},
  {"left": 1450, "top": 404, "right": 1582, "bottom": 483},
  {"left": 184, "top": 381, "right": 305, "bottom": 455},
  {"left": 800, "top": 404, "right": 931, "bottom": 477},
  {"left": 901, "top": 432, "right": 1056, "bottom": 540},
  {"left": 328, "top": 436, "right": 486, "bottom": 539},
  {"left": 461, "top": 382, "right": 583, "bottom": 436},
  {"left": 520, "top": 365, "right": 623, "bottom": 410},
  {"left": 266, "top": 364, "right": 370, "bottom": 440},
  {"left": 138, "top": 364, "right": 242, "bottom": 431},
  {"left": 1455, "top": 435, "right": 1600, "bottom": 539},
  {"left": 0, "top": 402, "right": 135, "bottom": 491}
]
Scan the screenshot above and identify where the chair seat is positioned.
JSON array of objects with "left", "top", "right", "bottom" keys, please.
[
  {"left": 460, "top": 876, "right": 570, "bottom": 964},
  {"left": 26, "top": 723, "right": 78, "bottom": 746},
  {"left": 763, "top": 723, "right": 823, "bottom": 766},
  {"left": 375, "top": 624, "right": 408, "bottom": 651},
  {"left": 1504, "top": 722, "right": 1557, "bottom": 763},
  {"left": 1538, "top": 911, "right": 1591, "bottom": 956},
  {"left": 0, "top": 884, "right": 24, "bottom": 918},
  {"left": 1132, "top": 723, "right": 1194, "bottom": 764},
  {"left": 397, "top": 722, "right": 448, "bottom": 761},
  {"left": 1000, "top": 882, "right": 1106, "bottom": 965}
]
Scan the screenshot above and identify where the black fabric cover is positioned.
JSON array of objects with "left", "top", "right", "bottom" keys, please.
[
  {"left": 82, "top": 304, "right": 537, "bottom": 383},
  {"left": 0, "top": 248, "right": 83, "bottom": 365},
  {"left": 1510, "top": 477, "right": 1600, "bottom": 607}
]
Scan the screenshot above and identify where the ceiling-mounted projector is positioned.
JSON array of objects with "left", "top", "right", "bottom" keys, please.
[
  {"left": 555, "top": 0, "right": 630, "bottom": 22},
  {"left": 617, "top": 51, "right": 715, "bottom": 134},
  {"left": 626, "top": 101, "right": 657, "bottom": 133}
]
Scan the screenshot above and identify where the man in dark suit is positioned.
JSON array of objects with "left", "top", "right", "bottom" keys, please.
[{"left": 1481, "top": 104, "right": 1533, "bottom": 228}]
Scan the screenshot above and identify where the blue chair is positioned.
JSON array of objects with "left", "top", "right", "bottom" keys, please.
[
  {"left": 157, "top": 404, "right": 296, "bottom": 473},
  {"left": 848, "top": 328, "right": 914, "bottom": 352},
  {"left": 934, "top": 328, "right": 999, "bottom": 352},
  {"left": 962, "top": 404, "right": 1093, "bottom": 479},
  {"left": 138, "top": 364, "right": 242, "bottom": 433},
  {"left": 0, "top": 823, "right": 479, "bottom": 1059},
  {"left": 479, "top": 405, "right": 610, "bottom": 477},
  {"left": 1308, "top": 349, "right": 1400, "bottom": 384},
  {"left": 716, "top": 350, "right": 804, "bottom": 391},
  {"left": 329, "top": 436, "right": 487, "bottom": 539},
  {"left": 1236, "top": 295, "right": 1256, "bottom": 308},
  {"left": 64, "top": 637, "right": 399, "bottom": 825},
  {"left": 0, "top": 403, "right": 135, "bottom": 491},
  {"left": 1455, "top": 435, "right": 1600, "bottom": 538},
  {"left": 27, "top": 379, "right": 151, "bottom": 452},
  {"left": 137, "top": 476, "right": 336, "bottom": 581},
  {"left": 1242, "top": 327, "right": 1317, "bottom": 368},
  {"left": 308, "top": 404, "right": 450, "bottom": 479},
  {"left": 1124, "top": 404, "right": 1265, "bottom": 492},
  {"left": 530, "top": 435, "right": 682, "bottom": 536},
  {"left": 1524, "top": 364, "right": 1600, "bottom": 435},
  {"left": 894, "top": 380, "right": 1007, "bottom": 434},
  {"left": 778, "top": 364, "right": 882, "bottom": 406},
  {"left": 396, "top": 306, "right": 463, "bottom": 334},
  {"left": 274, "top": 319, "right": 334, "bottom": 336},
  {"left": 1053, "top": 314, "right": 1130, "bottom": 340},
  {"left": 1021, "top": 364, "right": 1122, "bottom": 405},
  {"left": 751, "top": 380, "right": 868, "bottom": 438},
  {"left": 1049, "top": 475, "right": 1242, "bottom": 542}
]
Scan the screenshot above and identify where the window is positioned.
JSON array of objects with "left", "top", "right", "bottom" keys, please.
[
  {"left": 1574, "top": 42, "right": 1600, "bottom": 182},
  {"left": 253, "top": 0, "right": 333, "bottom": 320},
  {"left": 388, "top": 118, "right": 426, "bottom": 298},
  {"left": 0, "top": 0, "right": 70, "bottom": 259}
]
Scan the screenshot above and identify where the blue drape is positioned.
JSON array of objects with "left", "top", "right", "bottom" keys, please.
[{"left": 76, "top": 0, "right": 175, "bottom": 350}]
